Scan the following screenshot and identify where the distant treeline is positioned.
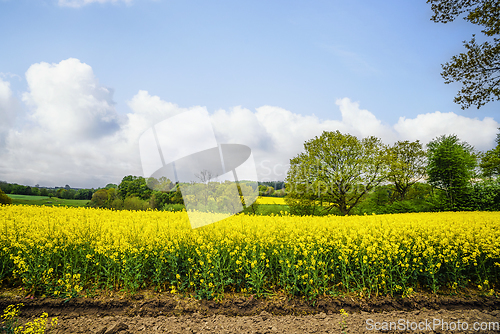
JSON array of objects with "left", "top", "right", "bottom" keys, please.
[
  {"left": 0, "top": 182, "right": 94, "bottom": 200},
  {"left": 0, "top": 177, "right": 286, "bottom": 211}
]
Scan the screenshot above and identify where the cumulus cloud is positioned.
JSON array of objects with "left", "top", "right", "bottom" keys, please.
[
  {"left": 22, "top": 58, "right": 120, "bottom": 141},
  {"left": 58, "top": 0, "right": 132, "bottom": 8},
  {"left": 395, "top": 112, "right": 498, "bottom": 151},
  {"left": 0, "top": 58, "right": 499, "bottom": 187},
  {"left": 1, "top": 59, "right": 125, "bottom": 187},
  {"left": 124, "top": 90, "right": 188, "bottom": 141}
]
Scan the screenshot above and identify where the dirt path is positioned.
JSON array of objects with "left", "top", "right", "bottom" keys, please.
[
  {"left": 2, "top": 292, "right": 499, "bottom": 333},
  {"left": 46, "top": 309, "right": 500, "bottom": 334}
]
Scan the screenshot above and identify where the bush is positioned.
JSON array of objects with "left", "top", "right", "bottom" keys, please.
[
  {"left": 109, "top": 198, "right": 124, "bottom": 210},
  {"left": 467, "top": 179, "right": 500, "bottom": 211},
  {"left": 0, "top": 189, "right": 12, "bottom": 205},
  {"left": 123, "top": 196, "right": 150, "bottom": 211},
  {"left": 88, "top": 189, "right": 108, "bottom": 208}
]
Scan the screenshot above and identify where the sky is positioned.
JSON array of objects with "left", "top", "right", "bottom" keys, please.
[{"left": 0, "top": 0, "right": 499, "bottom": 188}]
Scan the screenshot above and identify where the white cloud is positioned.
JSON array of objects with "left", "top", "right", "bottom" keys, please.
[
  {"left": 211, "top": 106, "right": 273, "bottom": 151},
  {"left": 124, "top": 90, "right": 213, "bottom": 153},
  {"left": 335, "top": 97, "right": 396, "bottom": 141},
  {"left": 58, "top": 0, "right": 132, "bottom": 8},
  {"left": 0, "top": 58, "right": 498, "bottom": 187},
  {"left": 1, "top": 59, "right": 125, "bottom": 187},
  {"left": 0, "top": 79, "right": 13, "bottom": 107},
  {"left": 125, "top": 90, "right": 186, "bottom": 139},
  {"left": 22, "top": 58, "right": 120, "bottom": 142},
  {"left": 395, "top": 111, "right": 499, "bottom": 151}
]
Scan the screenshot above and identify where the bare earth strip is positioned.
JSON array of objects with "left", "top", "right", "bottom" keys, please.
[{"left": 2, "top": 292, "right": 500, "bottom": 333}]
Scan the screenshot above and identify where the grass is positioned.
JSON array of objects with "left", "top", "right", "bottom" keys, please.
[
  {"left": 7, "top": 194, "right": 89, "bottom": 207},
  {"left": 7, "top": 194, "right": 51, "bottom": 200}
]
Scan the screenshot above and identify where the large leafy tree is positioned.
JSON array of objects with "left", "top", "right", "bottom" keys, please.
[
  {"left": 426, "top": 134, "right": 477, "bottom": 208},
  {"left": 427, "top": 0, "right": 500, "bottom": 109},
  {"left": 285, "top": 131, "right": 387, "bottom": 216},
  {"left": 386, "top": 140, "right": 427, "bottom": 201}
]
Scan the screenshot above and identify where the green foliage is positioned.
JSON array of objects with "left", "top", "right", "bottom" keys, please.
[
  {"left": 427, "top": 0, "right": 500, "bottom": 109},
  {"left": 0, "top": 189, "right": 12, "bottom": 205},
  {"left": 123, "top": 196, "right": 150, "bottom": 211},
  {"left": 386, "top": 140, "right": 427, "bottom": 201},
  {"left": 258, "top": 185, "right": 273, "bottom": 196},
  {"left": 426, "top": 134, "right": 477, "bottom": 209},
  {"left": 352, "top": 183, "right": 435, "bottom": 215},
  {"left": 480, "top": 147, "right": 500, "bottom": 177},
  {"left": 55, "top": 188, "right": 77, "bottom": 200},
  {"left": 468, "top": 178, "right": 500, "bottom": 211},
  {"left": 89, "top": 186, "right": 152, "bottom": 211},
  {"left": 0, "top": 182, "right": 11, "bottom": 194},
  {"left": 89, "top": 189, "right": 108, "bottom": 208},
  {"left": 9, "top": 185, "right": 33, "bottom": 196},
  {"left": 74, "top": 188, "right": 93, "bottom": 200},
  {"left": 285, "top": 131, "right": 388, "bottom": 216},
  {"left": 242, "top": 203, "right": 290, "bottom": 216},
  {"left": 149, "top": 189, "right": 183, "bottom": 210},
  {"left": 180, "top": 181, "right": 255, "bottom": 214},
  {"left": 118, "top": 175, "right": 151, "bottom": 200},
  {"left": 480, "top": 128, "right": 500, "bottom": 177}
]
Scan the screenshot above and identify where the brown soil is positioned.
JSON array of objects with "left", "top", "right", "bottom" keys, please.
[{"left": 1, "top": 291, "right": 499, "bottom": 333}]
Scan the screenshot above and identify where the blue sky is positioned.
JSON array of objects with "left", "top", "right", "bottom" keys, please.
[{"left": 0, "top": 0, "right": 498, "bottom": 188}]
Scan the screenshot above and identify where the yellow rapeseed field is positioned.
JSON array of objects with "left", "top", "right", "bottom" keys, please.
[
  {"left": 254, "top": 197, "right": 286, "bottom": 205},
  {"left": 0, "top": 204, "right": 498, "bottom": 299}
]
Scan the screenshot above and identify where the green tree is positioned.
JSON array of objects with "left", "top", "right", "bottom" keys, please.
[
  {"left": 0, "top": 188, "right": 12, "bottom": 205},
  {"left": 39, "top": 188, "right": 49, "bottom": 197},
  {"left": 89, "top": 189, "right": 108, "bottom": 208},
  {"left": 75, "top": 188, "right": 93, "bottom": 200},
  {"left": 479, "top": 128, "right": 500, "bottom": 177},
  {"left": 426, "top": 134, "right": 477, "bottom": 208},
  {"left": 285, "top": 131, "right": 388, "bottom": 216},
  {"left": 386, "top": 140, "right": 427, "bottom": 201},
  {"left": 428, "top": 0, "right": 500, "bottom": 109},
  {"left": 56, "top": 188, "right": 66, "bottom": 199},
  {"left": 118, "top": 175, "right": 151, "bottom": 200}
]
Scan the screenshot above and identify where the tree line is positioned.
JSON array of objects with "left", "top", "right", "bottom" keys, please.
[
  {"left": 87, "top": 176, "right": 264, "bottom": 212},
  {"left": 285, "top": 130, "right": 500, "bottom": 216},
  {"left": 0, "top": 182, "right": 94, "bottom": 200},
  {"left": 0, "top": 176, "right": 284, "bottom": 209},
  {"left": 87, "top": 176, "right": 184, "bottom": 211}
]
